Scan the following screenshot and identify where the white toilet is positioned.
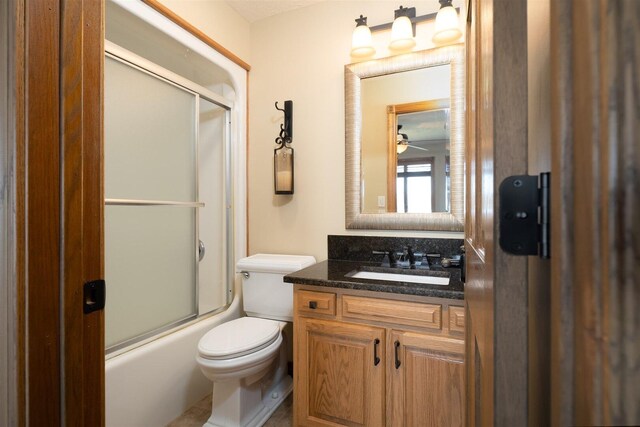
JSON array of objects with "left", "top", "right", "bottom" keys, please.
[{"left": 196, "top": 254, "right": 316, "bottom": 427}]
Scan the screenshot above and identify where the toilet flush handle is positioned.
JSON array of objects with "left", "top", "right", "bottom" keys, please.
[{"left": 241, "top": 271, "right": 250, "bottom": 279}]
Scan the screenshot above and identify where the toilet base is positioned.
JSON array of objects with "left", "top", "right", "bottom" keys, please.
[{"left": 203, "top": 374, "right": 293, "bottom": 427}]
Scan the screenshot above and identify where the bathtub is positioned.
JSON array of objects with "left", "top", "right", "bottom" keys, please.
[{"left": 106, "top": 290, "right": 242, "bottom": 427}]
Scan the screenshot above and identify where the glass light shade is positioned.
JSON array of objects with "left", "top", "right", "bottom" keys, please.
[
  {"left": 274, "top": 145, "right": 294, "bottom": 194},
  {"left": 351, "top": 25, "right": 375, "bottom": 58},
  {"left": 389, "top": 15, "right": 416, "bottom": 51},
  {"left": 432, "top": 5, "right": 462, "bottom": 44},
  {"left": 397, "top": 142, "right": 409, "bottom": 154}
]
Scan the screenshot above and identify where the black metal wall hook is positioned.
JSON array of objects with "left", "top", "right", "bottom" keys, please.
[{"left": 274, "top": 100, "right": 293, "bottom": 141}]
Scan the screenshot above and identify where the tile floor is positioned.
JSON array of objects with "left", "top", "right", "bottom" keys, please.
[{"left": 166, "top": 393, "right": 293, "bottom": 427}]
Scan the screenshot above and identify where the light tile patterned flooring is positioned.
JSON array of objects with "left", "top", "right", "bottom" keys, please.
[{"left": 166, "top": 392, "right": 293, "bottom": 427}]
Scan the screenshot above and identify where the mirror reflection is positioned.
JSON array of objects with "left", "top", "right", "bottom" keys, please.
[
  {"left": 360, "top": 64, "right": 451, "bottom": 214},
  {"left": 345, "top": 46, "right": 464, "bottom": 231}
]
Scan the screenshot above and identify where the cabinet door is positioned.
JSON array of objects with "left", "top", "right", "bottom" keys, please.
[
  {"left": 388, "top": 331, "right": 464, "bottom": 427},
  {"left": 294, "top": 317, "right": 385, "bottom": 427}
]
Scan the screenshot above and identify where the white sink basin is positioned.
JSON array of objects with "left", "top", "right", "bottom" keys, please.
[{"left": 347, "top": 271, "right": 450, "bottom": 286}]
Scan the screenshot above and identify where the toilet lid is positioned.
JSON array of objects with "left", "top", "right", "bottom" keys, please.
[{"left": 198, "top": 317, "right": 281, "bottom": 360}]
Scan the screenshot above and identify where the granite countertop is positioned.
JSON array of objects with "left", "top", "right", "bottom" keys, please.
[{"left": 284, "top": 259, "right": 464, "bottom": 300}]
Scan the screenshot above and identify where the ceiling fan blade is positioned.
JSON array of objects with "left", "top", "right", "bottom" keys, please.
[{"left": 407, "top": 145, "right": 429, "bottom": 152}]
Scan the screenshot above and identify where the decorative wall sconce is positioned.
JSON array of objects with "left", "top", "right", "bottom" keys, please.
[
  {"left": 350, "top": 2, "right": 461, "bottom": 58},
  {"left": 274, "top": 101, "right": 294, "bottom": 195}
]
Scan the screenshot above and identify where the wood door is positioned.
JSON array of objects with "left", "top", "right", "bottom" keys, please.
[
  {"left": 388, "top": 330, "right": 464, "bottom": 427},
  {"left": 10, "top": 0, "right": 105, "bottom": 424},
  {"left": 294, "top": 317, "right": 385, "bottom": 427},
  {"left": 465, "top": 0, "right": 529, "bottom": 426},
  {"left": 549, "top": 0, "right": 640, "bottom": 425}
]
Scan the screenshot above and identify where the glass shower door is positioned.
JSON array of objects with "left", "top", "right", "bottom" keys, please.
[{"left": 104, "top": 55, "right": 198, "bottom": 349}]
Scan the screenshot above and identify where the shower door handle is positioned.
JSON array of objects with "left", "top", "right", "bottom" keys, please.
[{"left": 198, "top": 240, "right": 206, "bottom": 262}]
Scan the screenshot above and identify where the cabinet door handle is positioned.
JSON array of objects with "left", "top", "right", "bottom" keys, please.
[
  {"left": 308, "top": 301, "right": 317, "bottom": 309},
  {"left": 394, "top": 340, "right": 401, "bottom": 369},
  {"left": 374, "top": 338, "right": 381, "bottom": 366}
]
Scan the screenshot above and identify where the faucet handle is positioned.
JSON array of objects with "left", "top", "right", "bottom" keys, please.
[{"left": 372, "top": 250, "right": 398, "bottom": 267}]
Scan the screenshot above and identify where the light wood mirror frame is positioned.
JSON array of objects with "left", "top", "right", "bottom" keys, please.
[{"left": 345, "top": 45, "right": 464, "bottom": 231}]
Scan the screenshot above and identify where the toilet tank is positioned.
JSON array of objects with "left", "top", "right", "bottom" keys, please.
[{"left": 236, "top": 254, "right": 316, "bottom": 322}]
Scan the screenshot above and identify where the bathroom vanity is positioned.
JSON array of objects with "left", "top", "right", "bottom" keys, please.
[{"left": 285, "top": 236, "right": 465, "bottom": 427}]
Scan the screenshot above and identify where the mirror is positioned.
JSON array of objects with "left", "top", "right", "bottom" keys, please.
[{"left": 345, "top": 46, "right": 464, "bottom": 231}]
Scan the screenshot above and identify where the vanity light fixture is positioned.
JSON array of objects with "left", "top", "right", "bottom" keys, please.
[
  {"left": 350, "top": 15, "right": 375, "bottom": 58},
  {"left": 274, "top": 101, "right": 294, "bottom": 195},
  {"left": 432, "top": 0, "right": 462, "bottom": 44},
  {"left": 389, "top": 6, "right": 416, "bottom": 51},
  {"left": 350, "top": 3, "right": 461, "bottom": 58}
]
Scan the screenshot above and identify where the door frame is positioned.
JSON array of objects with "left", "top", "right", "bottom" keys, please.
[
  {"left": 550, "top": 0, "right": 640, "bottom": 425},
  {"left": 464, "top": 0, "right": 529, "bottom": 424},
  {"left": 7, "top": 0, "right": 105, "bottom": 424}
]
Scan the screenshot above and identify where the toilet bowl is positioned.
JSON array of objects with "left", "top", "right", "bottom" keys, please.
[
  {"left": 196, "top": 254, "right": 316, "bottom": 427},
  {"left": 197, "top": 317, "right": 290, "bottom": 427}
]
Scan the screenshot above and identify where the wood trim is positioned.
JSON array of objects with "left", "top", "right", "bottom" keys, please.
[
  {"left": 60, "top": 0, "right": 105, "bottom": 424},
  {"left": 296, "top": 290, "right": 337, "bottom": 317},
  {"left": 342, "top": 295, "right": 442, "bottom": 330},
  {"left": 13, "top": 0, "right": 105, "bottom": 423},
  {"left": 491, "top": 0, "right": 529, "bottom": 422},
  {"left": 386, "top": 107, "right": 397, "bottom": 210},
  {"left": 140, "top": 0, "right": 251, "bottom": 72},
  {"left": 245, "top": 72, "right": 250, "bottom": 255},
  {"left": 449, "top": 306, "right": 465, "bottom": 334},
  {"left": 464, "top": 0, "right": 529, "bottom": 425},
  {"left": 11, "top": 0, "right": 26, "bottom": 424},
  {"left": 550, "top": 0, "right": 640, "bottom": 425},
  {"left": 25, "top": 0, "right": 62, "bottom": 423},
  {"left": 391, "top": 99, "right": 450, "bottom": 115},
  {"left": 81, "top": 0, "right": 105, "bottom": 422}
]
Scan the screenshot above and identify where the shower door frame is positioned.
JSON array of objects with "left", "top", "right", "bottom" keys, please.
[{"left": 104, "top": 41, "right": 235, "bottom": 354}]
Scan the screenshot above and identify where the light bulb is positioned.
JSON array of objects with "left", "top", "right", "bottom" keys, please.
[
  {"left": 351, "top": 24, "right": 375, "bottom": 58},
  {"left": 389, "top": 15, "right": 416, "bottom": 51},
  {"left": 433, "top": 5, "right": 462, "bottom": 44}
]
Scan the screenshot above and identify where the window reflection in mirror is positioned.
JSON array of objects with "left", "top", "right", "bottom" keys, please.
[{"left": 360, "top": 64, "right": 451, "bottom": 214}]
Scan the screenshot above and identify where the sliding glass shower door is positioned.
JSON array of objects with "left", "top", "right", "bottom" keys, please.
[{"left": 104, "top": 45, "right": 232, "bottom": 351}]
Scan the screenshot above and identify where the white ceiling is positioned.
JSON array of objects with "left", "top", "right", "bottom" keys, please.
[
  {"left": 398, "top": 109, "right": 450, "bottom": 143},
  {"left": 225, "top": 0, "right": 325, "bottom": 23}
]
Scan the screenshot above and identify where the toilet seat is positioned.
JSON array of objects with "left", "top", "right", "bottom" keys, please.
[{"left": 198, "top": 317, "right": 281, "bottom": 360}]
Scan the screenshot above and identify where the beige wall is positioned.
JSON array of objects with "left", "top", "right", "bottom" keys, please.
[
  {"left": 248, "top": 1, "right": 464, "bottom": 261},
  {"left": 157, "top": 0, "right": 251, "bottom": 62},
  {"left": 155, "top": 0, "right": 466, "bottom": 261}
]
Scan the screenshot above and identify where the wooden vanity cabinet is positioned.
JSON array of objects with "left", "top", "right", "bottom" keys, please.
[
  {"left": 295, "top": 317, "right": 386, "bottom": 427},
  {"left": 387, "top": 331, "right": 464, "bottom": 427},
  {"left": 294, "top": 287, "right": 464, "bottom": 427}
]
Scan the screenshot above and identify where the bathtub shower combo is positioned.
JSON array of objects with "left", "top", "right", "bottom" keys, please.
[{"left": 104, "top": 1, "right": 248, "bottom": 425}]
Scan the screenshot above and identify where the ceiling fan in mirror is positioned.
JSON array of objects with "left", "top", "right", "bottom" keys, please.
[{"left": 396, "top": 125, "right": 429, "bottom": 154}]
